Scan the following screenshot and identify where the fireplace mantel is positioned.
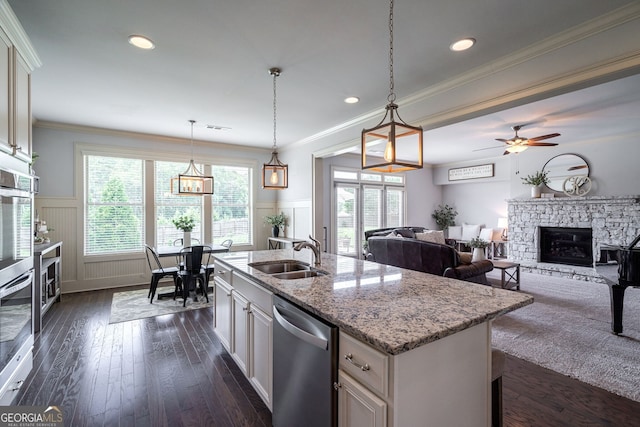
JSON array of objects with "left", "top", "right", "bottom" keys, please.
[{"left": 507, "top": 195, "right": 640, "bottom": 281}]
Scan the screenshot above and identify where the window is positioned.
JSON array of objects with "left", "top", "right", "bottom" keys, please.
[
  {"left": 155, "top": 161, "right": 203, "bottom": 246},
  {"left": 332, "top": 167, "right": 406, "bottom": 257},
  {"left": 85, "top": 155, "right": 144, "bottom": 254},
  {"left": 212, "top": 165, "right": 252, "bottom": 245}
]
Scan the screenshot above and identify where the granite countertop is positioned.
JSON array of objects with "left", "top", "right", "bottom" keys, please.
[{"left": 214, "top": 249, "right": 533, "bottom": 356}]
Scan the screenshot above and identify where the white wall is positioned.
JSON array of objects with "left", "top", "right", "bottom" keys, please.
[
  {"left": 434, "top": 133, "right": 640, "bottom": 230},
  {"left": 32, "top": 124, "right": 278, "bottom": 293}
]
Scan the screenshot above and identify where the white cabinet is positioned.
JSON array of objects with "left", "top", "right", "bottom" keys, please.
[
  {"left": 212, "top": 261, "right": 273, "bottom": 409},
  {"left": 214, "top": 276, "right": 233, "bottom": 352},
  {"left": 0, "top": 27, "right": 10, "bottom": 153},
  {"left": 0, "top": 4, "right": 40, "bottom": 164},
  {"left": 231, "top": 291, "right": 249, "bottom": 375},
  {"left": 249, "top": 304, "right": 272, "bottom": 407},
  {"left": 338, "top": 370, "right": 387, "bottom": 427}
]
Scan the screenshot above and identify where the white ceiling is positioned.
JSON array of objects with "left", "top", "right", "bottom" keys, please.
[{"left": 8, "top": 0, "right": 640, "bottom": 165}]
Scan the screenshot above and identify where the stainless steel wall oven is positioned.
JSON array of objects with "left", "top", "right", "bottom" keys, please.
[{"left": 0, "top": 164, "right": 35, "bottom": 396}]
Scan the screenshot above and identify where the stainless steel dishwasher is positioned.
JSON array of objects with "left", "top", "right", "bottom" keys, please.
[{"left": 272, "top": 295, "right": 337, "bottom": 427}]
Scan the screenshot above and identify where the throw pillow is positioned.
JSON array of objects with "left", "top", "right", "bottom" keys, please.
[
  {"left": 457, "top": 250, "right": 473, "bottom": 264},
  {"left": 461, "top": 223, "right": 483, "bottom": 241},
  {"left": 386, "top": 231, "right": 403, "bottom": 238},
  {"left": 394, "top": 228, "right": 416, "bottom": 238},
  {"left": 415, "top": 230, "right": 446, "bottom": 245},
  {"left": 447, "top": 225, "right": 462, "bottom": 240}
]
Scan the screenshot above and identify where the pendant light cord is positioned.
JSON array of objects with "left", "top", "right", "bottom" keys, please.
[
  {"left": 388, "top": 0, "right": 396, "bottom": 104},
  {"left": 272, "top": 70, "right": 278, "bottom": 151},
  {"left": 189, "top": 119, "right": 195, "bottom": 161}
]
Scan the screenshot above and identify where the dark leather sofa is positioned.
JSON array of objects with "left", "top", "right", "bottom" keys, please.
[{"left": 366, "top": 235, "right": 493, "bottom": 285}]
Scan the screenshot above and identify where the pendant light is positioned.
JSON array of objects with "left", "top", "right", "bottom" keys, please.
[
  {"left": 262, "top": 67, "right": 288, "bottom": 189},
  {"left": 361, "top": 0, "right": 423, "bottom": 173},
  {"left": 170, "top": 120, "right": 214, "bottom": 195}
]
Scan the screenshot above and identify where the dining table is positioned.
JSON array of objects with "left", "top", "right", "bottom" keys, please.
[{"left": 155, "top": 244, "right": 230, "bottom": 300}]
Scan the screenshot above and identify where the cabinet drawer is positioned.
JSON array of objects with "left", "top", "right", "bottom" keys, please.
[
  {"left": 0, "top": 349, "right": 32, "bottom": 406},
  {"left": 214, "top": 260, "right": 233, "bottom": 285},
  {"left": 339, "top": 332, "right": 389, "bottom": 397},
  {"left": 232, "top": 273, "right": 272, "bottom": 314}
]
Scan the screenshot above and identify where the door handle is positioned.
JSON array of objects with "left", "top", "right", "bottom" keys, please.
[{"left": 273, "top": 305, "right": 328, "bottom": 350}]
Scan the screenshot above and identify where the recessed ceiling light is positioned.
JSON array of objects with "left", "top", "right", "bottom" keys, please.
[
  {"left": 449, "top": 38, "right": 475, "bottom": 52},
  {"left": 344, "top": 96, "right": 360, "bottom": 104},
  {"left": 128, "top": 35, "right": 155, "bottom": 50}
]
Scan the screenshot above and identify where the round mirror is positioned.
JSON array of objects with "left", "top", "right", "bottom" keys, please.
[{"left": 543, "top": 153, "right": 590, "bottom": 192}]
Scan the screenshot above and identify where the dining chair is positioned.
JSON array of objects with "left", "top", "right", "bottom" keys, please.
[
  {"left": 204, "top": 239, "right": 233, "bottom": 289},
  {"left": 145, "top": 244, "right": 181, "bottom": 304},
  {"left": 177, "top": 245, "right": 211, "bottom": 307}
]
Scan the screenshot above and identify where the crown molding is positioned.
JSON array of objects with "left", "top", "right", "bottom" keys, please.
[
  {"left": 34, "top": 120, "right": 272, "bottom": 154},
  {"left": 0, "top": 0, "right": 42, "bottom": 70}
]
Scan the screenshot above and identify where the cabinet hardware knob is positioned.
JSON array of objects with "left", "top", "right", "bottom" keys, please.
[
  {"left": 333, "top": 382, "right": 342, "bottom": 390},
  {"left": 344, "top": 353, "right": 370, "bottom": 371}
]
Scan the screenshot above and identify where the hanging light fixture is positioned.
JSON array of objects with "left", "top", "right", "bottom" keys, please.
[
  {"left": 262, "top": 67, "right": 288, "bottom": 189},
  {"left": 170, "top": 120, "right": 214, "bottom": 195},
  {"left": 362, "top": 0, "right": 423, "bottom": 173}
]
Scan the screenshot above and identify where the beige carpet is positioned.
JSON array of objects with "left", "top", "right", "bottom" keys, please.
[
  {"left": 109, "top": 286, "right": 212, "bottom": 324},
  {"left": 490, "top": 271, "right": 640, "bottom": 402}
]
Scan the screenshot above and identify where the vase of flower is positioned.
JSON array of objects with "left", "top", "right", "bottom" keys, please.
[
  {"left": 265, "top": 212, "right": 286, "bottom": 238},
  {"left": 521, "top": 171, "right": 550, "bottom": 199},
  {"left": 468, "top": 237, "right": 489, "bottom": 262},
  {"left": 183, "top": 231, "right": 191, "bottom": 247},
  {"left": 172, "top": 213, "right": 196, "bottom": 246}
]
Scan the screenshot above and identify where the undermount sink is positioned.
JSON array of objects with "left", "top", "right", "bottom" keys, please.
[
  {"left": 271, "top": 270, "right": 327, "bottom": 280},
  {"left": 248, "top": 260, "right": 310, "bottom": 274}
]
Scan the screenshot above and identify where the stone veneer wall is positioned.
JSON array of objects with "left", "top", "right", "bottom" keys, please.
[{"left": 507, "top": 195, "right": 640, "bottom": 282}]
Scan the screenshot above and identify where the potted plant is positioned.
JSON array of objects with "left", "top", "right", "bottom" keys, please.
[
  {"left": 431, "top": 204, "right": 458, "bottom": 231},
  {"left": 172, "top": 213, "right": 196, "bottom": 246},
  {"left": 468, "top": 237, "right": 489, "bottom": 262},
  {"left": 265, "top": 212, "right": 286, "bottom": 237},
  {"left": 521, "top": 170, "right": 550, "bottom": 198}
]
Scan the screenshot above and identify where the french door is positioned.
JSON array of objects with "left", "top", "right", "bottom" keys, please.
[{"left": 334, "top": 183, "right": 404, "bottom": 258}]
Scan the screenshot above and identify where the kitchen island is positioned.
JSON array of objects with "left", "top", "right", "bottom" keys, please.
[{"left": 213, "top": 249, "right": 533, "bottom": 426}]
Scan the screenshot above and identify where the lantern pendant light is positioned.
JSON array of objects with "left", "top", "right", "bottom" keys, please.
[
  {"left": 170, "top": 120, "right": 214, "bottom": 195},
  {"left": 262, "top": 67, "right": 288, "bottom": 189},
  {"left": 361, "top": 0, "right": 423, "bottom": 173}
]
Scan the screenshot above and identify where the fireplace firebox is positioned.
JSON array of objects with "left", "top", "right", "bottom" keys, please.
[{"left": 539, "top": 227, "right": 593, "bottom": 267}]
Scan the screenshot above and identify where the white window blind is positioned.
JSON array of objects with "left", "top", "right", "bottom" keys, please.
[
  {"left": 155, "top": 161, "right": 203, "bottom": 246},
  {"left": 212, "top": 165, "right": 251, "bottom": 245},
  {"left": 85, "top": 155, "right": 144, "bottom": 254}
]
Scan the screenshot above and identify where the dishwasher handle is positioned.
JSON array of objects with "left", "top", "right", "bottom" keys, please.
[{"left": 273, "top": 305, "right": 328, "bottom": 350}]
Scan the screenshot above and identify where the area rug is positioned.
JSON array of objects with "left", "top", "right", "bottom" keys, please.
[
  {"left": 490, "top": 271, "right": 640, "bottom": 402},
  {"left": 109, "top": 286, "right": 212, "bottom": 324}
]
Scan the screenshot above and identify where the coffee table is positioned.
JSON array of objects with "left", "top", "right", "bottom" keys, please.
[{"left": 491, "top": 260, "right": 520, "bottom": 290}]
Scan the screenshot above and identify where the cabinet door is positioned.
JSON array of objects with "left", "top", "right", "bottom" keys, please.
[
  {"left": 338, "top": 370, "right": 387, "bottom": 427},
  {"left": 231, "top": 291, "right": 249, "bottom": 375},
  {"left": 12, "top": 50, "right": 31, "bottom": 163},
  {"left": 214, "top": 279, "right": 233, "bottom": 352},
  {"left": 249, "top": 304, "right": 272, "bottom": 409},
  {"left": 0, "top": 27, "right": 11, "bottom": 153}
]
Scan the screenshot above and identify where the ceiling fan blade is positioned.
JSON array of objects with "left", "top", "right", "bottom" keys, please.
[
  {"left": 473, "top": 145, "right": 504, "bottom": 152},
  {"left": 527, "top": 142, "right": 558, "bottom": 146},
  {"left": 530, "top": 133, "right": 560, "bottom": 141},
  {"left": 503, "top": 151, "right": 511, "bottom": 156},
  {"left": 568, "top": 164, "right": 588, "bottom": 171},
  {"left": 495, "top": 138, "right": 508, "bottom": 142}
]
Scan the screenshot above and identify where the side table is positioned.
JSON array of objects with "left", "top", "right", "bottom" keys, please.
[{"left": 491, "top": 260, "right": 520, "bottom": 290}]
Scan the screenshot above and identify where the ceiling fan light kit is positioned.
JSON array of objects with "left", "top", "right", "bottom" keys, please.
[{"left": 361, "top": 0, "right": 423, "bottom": 173}]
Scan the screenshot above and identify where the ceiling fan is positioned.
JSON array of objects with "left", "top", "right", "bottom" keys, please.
[{"left": 476, "top": 124, "right": 560, "bottom": 155}]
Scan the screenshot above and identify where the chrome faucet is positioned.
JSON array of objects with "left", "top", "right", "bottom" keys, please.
[{"left": 294, "top": 235, "right": 322, "bottom": 266}]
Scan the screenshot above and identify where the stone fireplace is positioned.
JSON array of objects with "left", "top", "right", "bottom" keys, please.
[{"left": 507, "top": 195, "right": 640, "bottom": 281}]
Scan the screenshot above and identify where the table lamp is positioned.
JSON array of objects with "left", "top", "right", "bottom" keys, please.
[{"left": 497, "top": 217, "right": 508, "bottom": 240}]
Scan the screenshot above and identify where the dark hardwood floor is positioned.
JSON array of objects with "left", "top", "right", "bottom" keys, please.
[{"left": 15, "top": 286, "right": 640, "bottom": 426}]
